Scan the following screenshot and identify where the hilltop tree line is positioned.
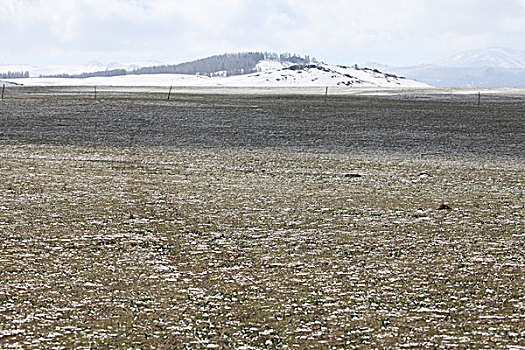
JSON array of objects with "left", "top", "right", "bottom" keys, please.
[
  {"left": 39, "top": 52, "right": 317, "bottom": 79},
  {"left": 0, "top": 71, "right": 29, "bottom": 79},
  {"left": 132, "top": 52, "right": 266, "bottom": 76}
]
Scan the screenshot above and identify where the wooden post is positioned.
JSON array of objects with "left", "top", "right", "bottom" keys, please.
[
  {"left": 324, "top": 86, "right": 328, "bottom": 104},
  {"left": 477, "top": 92, "right": 481, "bottom": 106},
  {"left": 167, "top": 86, "right": 172, "bottom": 101},
  {"left": 1, "top": 84, "right": 5, "bottom": 100},
  {"left": 94, "top": 86, "right": 97, "bottom": 100}
]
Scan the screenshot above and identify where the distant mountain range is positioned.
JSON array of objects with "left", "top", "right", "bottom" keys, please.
[
  {"left": 371, "top": 47, "right": 525, "bottom": 87},
  {"left": 435, "top": 47, "right": 525, "bottom": 68}
]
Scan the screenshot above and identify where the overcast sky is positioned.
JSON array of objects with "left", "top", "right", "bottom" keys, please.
[{"left": 1, "top": 0, "right": 525, "bottom": 66}]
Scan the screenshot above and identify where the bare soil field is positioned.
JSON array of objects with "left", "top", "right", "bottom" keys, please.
[{"left": 0, "top": 88, "right": 524, "bottom": 349}]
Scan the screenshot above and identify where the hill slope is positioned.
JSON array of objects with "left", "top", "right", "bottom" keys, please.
[
  {"left": 223, "top": 63, "right": 429, "bottom": 87},
  {"left": 10, "top": 62, "right": 430, "bottom": 88}
]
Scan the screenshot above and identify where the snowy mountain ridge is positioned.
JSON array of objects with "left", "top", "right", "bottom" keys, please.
[
  {"left": 367, "top": 47, "right": 525, "bottom": 87},
  {"left": 435, "top": 47, "right": 525, "bottom": 69}
]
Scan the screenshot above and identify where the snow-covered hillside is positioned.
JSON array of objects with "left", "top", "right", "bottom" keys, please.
[
  {"left": 9, "top": 63, "right": 429, "bottom": 88},
  {"left": 225, "top": 64, "right": 429, "bottom": 87}
]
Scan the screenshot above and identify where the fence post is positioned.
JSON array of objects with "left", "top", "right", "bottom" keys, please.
[
  {"left": 324, "top": 86, "right": 328, "bottom": 104},
  {"left": 477, "top": 92, "right": 481, "bottom": 106},
  {"left": 167, "top": 86, "right": 172, "bottom": 101},
  {"left": 94, "top": 86, "right": 97, "bottom": 100},
  {"left": 1, "top": 84, "right": 5, "bottom": 100}
]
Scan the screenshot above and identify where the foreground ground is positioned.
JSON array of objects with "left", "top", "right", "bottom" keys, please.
[{"left": 0, "top": 88, "right": 524, "bottom": 349}]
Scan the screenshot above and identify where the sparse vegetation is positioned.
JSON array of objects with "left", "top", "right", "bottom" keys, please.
[{"left": 0, "top": 88, "right": 523, "bottom": 348}]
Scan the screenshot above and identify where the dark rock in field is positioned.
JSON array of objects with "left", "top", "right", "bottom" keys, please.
[
  {"left": 419, "top": 172, "right": 431, "bottom": 178},
  {"left": 438, "top": 203, "right": 452, "bottom": 210},
  {"left": 345, "top": 173, "right": 362, "bottom": 178}
]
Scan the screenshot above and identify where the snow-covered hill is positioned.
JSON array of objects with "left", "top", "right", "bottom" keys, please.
[
  {"left": 8, "top": 63, "right": 429, "bottom": 88},
  {"left": 223, "top": 63, "right": 429, "bottom": 87}
]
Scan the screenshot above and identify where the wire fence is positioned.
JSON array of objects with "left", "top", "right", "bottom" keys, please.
[
  {"left": 2, "top": 83, "right": 525, "bottom": 104},
  {"left": 0, "top": 84, "right": 181, "bottom": 101}
]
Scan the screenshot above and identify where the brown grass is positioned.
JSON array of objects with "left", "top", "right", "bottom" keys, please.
[{"left": 1, "top": 143, "right": 523, "bottom": 349}]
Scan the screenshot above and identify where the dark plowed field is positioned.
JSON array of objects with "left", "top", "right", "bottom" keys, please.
[{"left": 1, "top": 87, "right": 523, "bottom": 157}]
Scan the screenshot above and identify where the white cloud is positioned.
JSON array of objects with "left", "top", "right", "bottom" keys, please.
[{"left": 0, "top": 0, "right": 524, "bottom": 65}]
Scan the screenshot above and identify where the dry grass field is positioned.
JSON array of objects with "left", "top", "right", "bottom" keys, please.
[{"left": 0, "top": 88, "right": 524, "bottom": 349}]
